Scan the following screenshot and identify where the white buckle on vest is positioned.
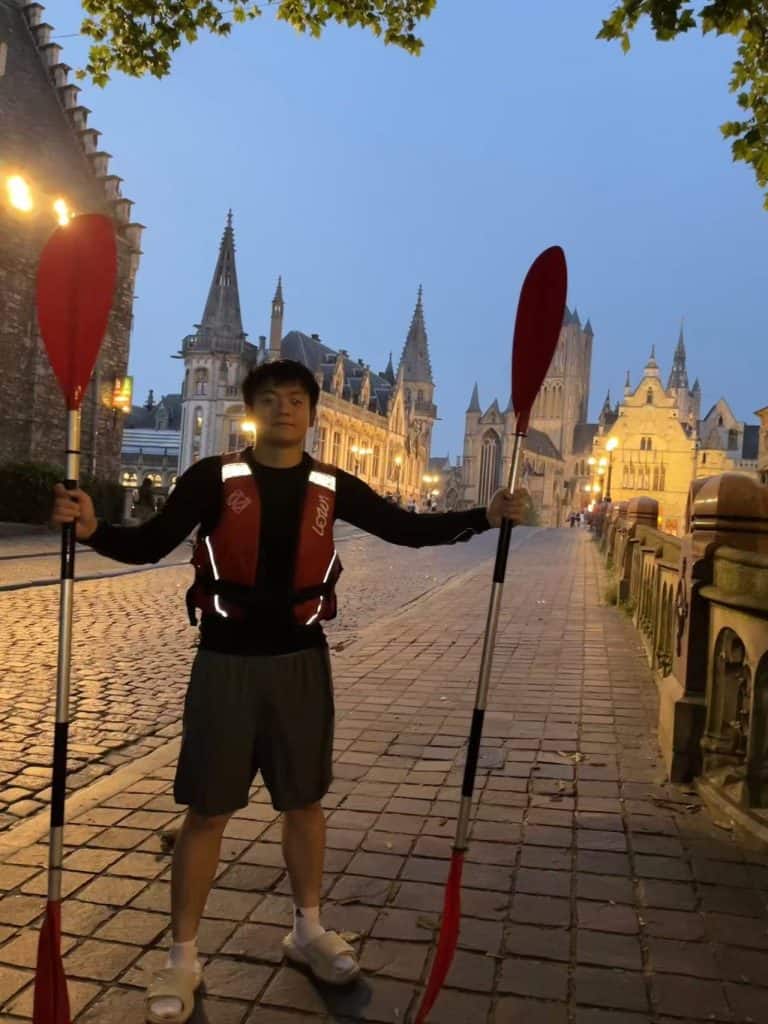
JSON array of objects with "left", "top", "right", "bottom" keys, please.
[
  {"left": 222, "top": 461, "right": 252, "bottom": 482},
  {"left": 308, "top": 469, "right": 336, "bottom": 492}
]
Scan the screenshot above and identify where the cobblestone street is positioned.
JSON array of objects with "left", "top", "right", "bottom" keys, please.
[
  {"left": 0, "top": 528, "right": 766, "bottom": 1023},
  {"left": 0, "top": 526, "right": 520, "bottom": 827}
]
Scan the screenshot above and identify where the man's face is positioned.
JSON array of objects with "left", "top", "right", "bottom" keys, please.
[{"left": 247, "top": 381, "right": 315, "bottom": 447}]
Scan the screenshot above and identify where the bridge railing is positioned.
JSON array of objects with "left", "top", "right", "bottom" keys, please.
[{"left": 596, "top": 476, "right": 768, "bottom": 832}]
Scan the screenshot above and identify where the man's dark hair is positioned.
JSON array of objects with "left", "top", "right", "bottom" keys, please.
[{"left": 242, "top": 359, "right": 320, "bottom": 411}]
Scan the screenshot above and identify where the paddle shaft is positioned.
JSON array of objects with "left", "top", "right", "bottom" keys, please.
[
  {"left": 48, "top": 410, "right": 80, "bottom": 902},
  {"left": 455, "top": 429, "right": 525, "bottom": 851}
]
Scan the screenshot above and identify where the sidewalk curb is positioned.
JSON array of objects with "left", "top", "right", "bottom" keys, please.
[{"left": 0, "top": 737, "right": 181, "bottom": 862}]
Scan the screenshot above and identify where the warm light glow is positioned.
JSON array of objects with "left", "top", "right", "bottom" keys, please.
[
  {"left": 394, "top": 455, "right": 403, "bottom": 466},
  {"left": 606, "top": 437, "right": 619, "bottom": 452},
  {"left": 599, "top": 457, "right": 608, "bottom": 467},
  {"left": 242, "top": 420, "right": 257, "bottom": 435},
  {"left": 53, "top": 198, "right": 72, "bottom": 226},
  {"left": 587, "top": 456, "right": 596, "bottom": 466},
  {"left": 422, "top": 473, "right": 439, "bottom": 485},
  {"left": 598, "top": 467, "right": 606, "bottom": 476},
  {"left": 583, "top": 485, "right": 591, "bottom": 493},
  {"left": 592, "top": 484, "right": 601, "bottom": 493},
  {"left": 351, "top": 445, "right": 373, "bottom": 456},
  {"left": 6, "top": 175, "right": 33, "bottom": 212}
]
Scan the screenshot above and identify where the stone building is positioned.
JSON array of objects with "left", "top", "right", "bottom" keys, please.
[
  {"left": 592, "top": 344, "right": 699, "bottom": 535},
  {"left": 756, "top": 404, "right": 768, "bottom": 486},
  {"left": 461, "top": 306, "right": 592, "bottom": 525},
  {"left": 0, "top": 0, "right": 142, "bottom": 479},
  {"left": 697, "top": 398, "right": 759, "bottom": 480},
  {"left": 177, "top": 214, "right": 435, "bottom": 502},
  {"left": 121, "top": 393, "right": 182, "bottom": 494}
]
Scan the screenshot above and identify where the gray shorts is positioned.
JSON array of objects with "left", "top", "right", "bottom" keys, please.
[{"left": 174, "top": 646, "right": 334, "bottom": 816}]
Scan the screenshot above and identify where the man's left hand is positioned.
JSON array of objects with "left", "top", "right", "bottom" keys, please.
[{"left": 487, "top": 487, "right": 529, "bottom": 529}]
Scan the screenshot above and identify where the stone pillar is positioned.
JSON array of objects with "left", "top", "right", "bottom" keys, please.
[{"left": 664, "top": 475, "right": 768, "bottom": 781}]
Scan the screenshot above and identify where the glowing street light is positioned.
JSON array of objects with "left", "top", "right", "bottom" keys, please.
[
  {"left": 53, "top": 198, "right": 72, "bottom": 226},
  {"left": 242, "top": 420, "right": 257, "bottom": 437},
  {"left": 6, "top": 175, "right": 33, "bottom": 213},
  {"left": 350, "top": 443, "right": 373, "bottom": 477}
]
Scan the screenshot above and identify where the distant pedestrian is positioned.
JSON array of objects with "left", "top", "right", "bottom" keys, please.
[
  {"left": 134, "top": 476, "right": 156, "bottom": 524},
  {"left": 52, "top": 359, "right": 527, "bottom": 1023}
]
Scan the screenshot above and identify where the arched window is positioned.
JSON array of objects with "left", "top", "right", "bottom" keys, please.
[
  {"left": 640, "top": 438, "right": 646, "bottom": 452},
  {"left": 646, "top": 388, "right": 654, "bottom": 405},
  {"left": 647, "top": 437, "right": 653, "bottom": 451},
  {"left": 478, "top": 430, "right": 501, "bottom": 505},
  {"left": 193, "top": 408, "right": 203, "bottom": 436}
]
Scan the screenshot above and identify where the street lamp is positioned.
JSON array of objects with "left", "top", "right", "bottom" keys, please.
[
  {"left": 422, "top": 473, "right": 439, "bottom": 509},
  {"left": 393, "top": 454, "right": 403, "bottom": 502},
  {"left": 605, "top": 436, "right": 619, "bottom": 502},
  {"left": 351, "top": 444, "right": 373, "bottom": 477}
]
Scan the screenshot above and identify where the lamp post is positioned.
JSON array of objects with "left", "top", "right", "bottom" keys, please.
[
  {"left": 351, "top": 443, "right": 373, "bottom": 478},
  {"left": 394, "top": 454, "right": 403, "bottom": 503},
  {"left": 422, "top": 473, "right": 439, "bottom": 510},
  {"left": 605, "top": 436, "right": 618, "bottom": 502}
]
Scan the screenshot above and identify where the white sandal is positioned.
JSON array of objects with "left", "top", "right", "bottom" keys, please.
[
  {"left": 145, "top": 965, "right": 201, "bottom": 1023},
  {"left": 283, "top": 930, "right": 360, "bottom": 985}
]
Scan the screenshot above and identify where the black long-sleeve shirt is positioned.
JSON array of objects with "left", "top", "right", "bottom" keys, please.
[{"left": 87, "top": 450, "right": 492, "bottom": 655}]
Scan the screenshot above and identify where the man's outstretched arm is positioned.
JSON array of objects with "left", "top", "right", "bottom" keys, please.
[
  {"left": 51, "top": 458, "right": 219, "bottom": 564},
  {"left": 335, "top": 471, "right": 527, "bottom": 548}
]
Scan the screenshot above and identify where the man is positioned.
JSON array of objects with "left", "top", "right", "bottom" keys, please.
[{"left": 52, "top": 359, "right": 526, "bottom": 1023}]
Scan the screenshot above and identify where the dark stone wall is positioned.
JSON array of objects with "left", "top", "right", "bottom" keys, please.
[{"left": 0, "top": 0, "right": 138, "bottom": 481}]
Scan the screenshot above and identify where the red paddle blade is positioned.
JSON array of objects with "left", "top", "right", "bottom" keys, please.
[
  {"left": 33, "top": 902, "right": 71, "bottom": 1024},
  {"left": 511, "top": 246, "right": 568, "bottom": 434},
  {"left": 36, "top": 214, "right": 118, "bottom": 411},
  {"left": 414, "top": 852, "right": 464, "bottom": 1024}
]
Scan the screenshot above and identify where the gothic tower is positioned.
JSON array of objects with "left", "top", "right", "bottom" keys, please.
[
  {"left": 666, "top": 325, "right": 699, "bottom": 431},
  {"left": 179, "top": 211, "right": 247, "bottom": 469},
  {"left": 527, "top": 306, "right": 592, "bottom": 458},
  {"left": 268, "top": 276, "right": 284, "bottom": 361},
  {"left": 398, "top": 285, "right": 437, "bottom": 460}
]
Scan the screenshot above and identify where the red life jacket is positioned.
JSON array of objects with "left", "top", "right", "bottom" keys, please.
[{"left": 187, "top": 452, "right": 342, "bottom": 626}]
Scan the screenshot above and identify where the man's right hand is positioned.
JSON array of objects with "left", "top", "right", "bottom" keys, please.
[{"left": 51, "top": 484, "right": 98, "bottom": 541}]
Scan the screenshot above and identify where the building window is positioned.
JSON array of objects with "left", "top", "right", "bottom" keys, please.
[
  {"left": 647, "top": 437, "right": 652, "bottom": 451},
  {"left": 417, "top": 390, "right": 424, "bottom": 404},
  {"left": 646, "top": 388, "right": 653, "bottom": 405},
  {"left": 194, "top": 368, "right": 208, "bottom": 396},
  {"left": 316, "top": 426, "right": 327, "bottom": 461},
  {"left": 640, "top": 438, "right": 646, "bottom": 452},
  {"left": 331, "top": 431, "right": 341, "bottom": 466},
  {"left": 228, "top": 419, "right": 248, "bottom": 451},
  {"left": 347, "top": 436, "right": 356, "bottom": 471},
  {"left": 193, "top": 408, "right": 203, "bottom": 436},
  {"left": 372, "top": 445, "right": 381, "bottom": 478},
  {"left": 702, "top": 452, "right": 707, "bottom": 465},
  {"left": 478, "top": 430, "right": 501, "bottom": 506},
  {"left": 659, "top": 465, "right": 666, "bottom": 491},
  {"left": 728, "top": 429, "right": 738, "bottom": 450}
]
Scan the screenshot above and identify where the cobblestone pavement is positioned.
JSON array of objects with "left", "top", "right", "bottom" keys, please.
[
  {"left": 1, "top": 529, "right": 767, "bottom": 1023},
  {"left": 0, "top": 526, "right": 521, "bottom": 827}
]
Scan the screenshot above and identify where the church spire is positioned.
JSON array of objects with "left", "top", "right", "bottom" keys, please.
[
  {"left": 467, "top": 382, "right": 481, "bottom": 414},
  {"left": 398, "top": 285, "right": 433, "bottom": 383},
  {"left": 268, "top": 276, "right": 284, "bottom": 361},
  {"left": 667, "top": 322, "right": 689, "bottom": 390},
  {"left": 199, "top": 210, "right": 245, "bottom": 345},
  {"left": 383, "top": 351, "right": 395, "bottom": 384}
]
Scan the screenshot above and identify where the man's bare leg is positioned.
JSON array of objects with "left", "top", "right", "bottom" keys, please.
[
  {"left": 149, "top": 809, "right": 231, "bottom": 1020},
  {"left": 282, "top": 803, "right": 356, "bottom": 975},
  {"left": 282, "top": 802, "right": 325, "bottom": 909}
]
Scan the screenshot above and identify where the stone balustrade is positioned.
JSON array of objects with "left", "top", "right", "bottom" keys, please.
[{"left": 597, "top": 474, "right": 768, "bottom": 838}]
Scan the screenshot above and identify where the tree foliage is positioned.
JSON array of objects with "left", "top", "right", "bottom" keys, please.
[
  {"left": 78, "top": 0, "right": 436, "bottom": 85},
  {"left": 599, "top": 2, "right": 768, "bottom": 208}
]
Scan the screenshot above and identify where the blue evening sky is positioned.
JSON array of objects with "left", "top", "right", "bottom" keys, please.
[{"left": 57, "top": 0, "right": 766, "bottom": 457}]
